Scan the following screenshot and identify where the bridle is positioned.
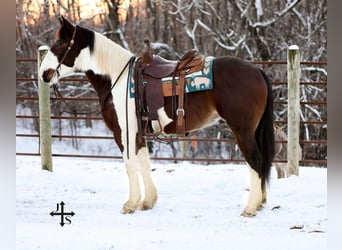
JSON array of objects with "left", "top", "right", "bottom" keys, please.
[
  {"left": 54, "top": 25, "right": 77, "bottom": 78},
  {"left": 51, "top": 25, "right": 101, "bottom": 115},
  {"left": 51, "top": 25, "right": 136, "bottom": 117}
]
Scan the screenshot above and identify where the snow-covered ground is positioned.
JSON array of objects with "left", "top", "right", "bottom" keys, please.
[
  {"left": 16, "top": 156, "right": 327, "bottom": 250},
  {"left": 16, "top": 106, "right": 327, "bottom": 249}
]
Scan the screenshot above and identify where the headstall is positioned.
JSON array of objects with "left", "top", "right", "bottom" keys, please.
[{"left": 55, "top": 25, "right": 77, "bottom": 77}]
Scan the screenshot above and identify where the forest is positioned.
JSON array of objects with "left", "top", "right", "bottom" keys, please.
[{"left": 16, "top": 0, "right": 327, "bottom": 165}]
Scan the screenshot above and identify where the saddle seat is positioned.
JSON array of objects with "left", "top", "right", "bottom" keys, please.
[
  {"left": 144, "top": 55, "right": 178, "bottom": 78},
  {"left": 143, "top": 49, "right": 203, "bottom": 79}
]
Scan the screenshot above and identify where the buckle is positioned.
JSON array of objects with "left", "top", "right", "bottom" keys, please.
[{"left": 177, "top": 108, "right": 185, "bottom": 117}]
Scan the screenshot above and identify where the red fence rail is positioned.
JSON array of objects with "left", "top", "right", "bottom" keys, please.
[{"left": 16, "top": 59, "right": 327, "bottom": 166}]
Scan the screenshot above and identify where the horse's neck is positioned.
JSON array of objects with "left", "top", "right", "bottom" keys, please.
[{"left": 93, "top": 32, "right": 133, "bottom": 80}]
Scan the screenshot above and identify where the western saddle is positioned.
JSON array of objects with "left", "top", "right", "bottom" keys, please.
[{"left": 134, "top": 39, "right": 204, "bottom": 137}]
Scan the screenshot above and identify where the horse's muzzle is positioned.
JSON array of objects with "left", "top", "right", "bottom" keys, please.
[{"left": 42, "top": 68, "right": 56, "bottom": 83}]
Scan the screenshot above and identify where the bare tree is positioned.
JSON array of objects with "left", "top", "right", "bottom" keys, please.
[
  {"left": 16, "top": 0, "right": 327, "bottom": 163},
  {"left": 103, "top": 0, "right": 130, "bottom": 48}
]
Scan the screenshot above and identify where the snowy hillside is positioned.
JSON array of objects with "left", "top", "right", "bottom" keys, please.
[{"left": 16, "top": 156, "right": 326, "bottom": 250}]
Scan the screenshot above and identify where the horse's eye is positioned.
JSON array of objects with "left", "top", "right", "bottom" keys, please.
[{"left": 55, "top": 40, "right": 64, "bottom": 48}]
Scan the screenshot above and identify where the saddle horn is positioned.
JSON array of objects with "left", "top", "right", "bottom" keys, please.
[{"left": 142, "top": 38, "right": 154, "bottom": 64}]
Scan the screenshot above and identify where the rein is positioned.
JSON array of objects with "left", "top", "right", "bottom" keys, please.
[
  {"left": 111, "top": 56, "right": 136, "bottom": 91},
  {"left": 52, "top": 84, "right": 101, "bottom": 115},
  {"left": 52, "top": 56, "right": 135, "bottom": 116},
  {"left": 123, "top": 56, "right": 136, "bottom": 160}
]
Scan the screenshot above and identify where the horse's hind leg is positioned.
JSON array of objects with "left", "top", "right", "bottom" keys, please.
[
  {"left": 235, "top": 132, "right": 264, "bottom": 217},
  {"left": 243, "top": 165, "right": 263, "bottom": 217}
]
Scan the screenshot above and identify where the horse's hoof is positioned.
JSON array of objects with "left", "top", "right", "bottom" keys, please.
[
  {"left": 139, "top": 203, "right": 153, "bottom": 211},
  {"left": 240, "top": 209, "right": 257, "bottom": 217},
  {"left": 257, "top": 203, "right": 265, "bottom": 211},
  {"left": 139, "top": 198, "right": 157, "bottom": 211},
  {"left": 121, "top": 204, "right": 137, "bottom": 214},
  {"left": 262, "top": 197, "right": 267, "bottom": 205}
]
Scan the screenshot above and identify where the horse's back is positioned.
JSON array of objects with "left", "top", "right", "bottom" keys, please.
[{"left": 212, "top": 56, "right": 265, "bottom": 89}]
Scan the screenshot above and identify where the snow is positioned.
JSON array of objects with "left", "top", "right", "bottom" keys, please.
[
  {"left": 16, "top": 102, "right": 327, "bottom": 249},
  {"left": 16, "top": 156, "right": 327, "bottom": 250},
  {"left": 255, "top": 0, "right": 264, "bottom": 19},
  {"left": 289, "top": 45, "right": 299, "bottom": 50},
  {"left": 38, "top": 45, "right": 49, "bottom": 51}
]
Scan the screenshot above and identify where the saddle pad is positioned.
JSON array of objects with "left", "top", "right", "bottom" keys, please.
[
  {"left": 161, "top": 56, "right": 214, "bottom": 97},
  {"left": 129, "top": 56, "right": 214, "bottom": 98}
]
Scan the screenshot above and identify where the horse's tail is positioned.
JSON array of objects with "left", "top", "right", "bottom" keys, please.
[{"left": 256, "top": 69, "right": 275, "bottom": 188}]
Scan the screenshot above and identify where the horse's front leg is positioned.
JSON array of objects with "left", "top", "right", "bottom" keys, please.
[
  {"left": 121, "top": 147, "right": 158, "bottom": 214},
  {"left": 137, "top": 147, "right": 158, "bottom": 210},
  {"left": 121, "top": 158, "right": 142, "bottom": 214}
]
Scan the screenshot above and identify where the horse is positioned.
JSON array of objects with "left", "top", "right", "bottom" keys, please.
[{"left": 39, "top": 16, "right": 275, "bottom": 217}]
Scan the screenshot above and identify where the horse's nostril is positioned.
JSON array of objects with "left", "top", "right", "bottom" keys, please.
[{"left": 42, "top": 69, "right": 56, "bottom": 82}]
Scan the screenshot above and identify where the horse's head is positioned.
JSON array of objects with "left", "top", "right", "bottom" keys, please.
[{"left": 39, "top": 16, "right": 94, "bottom": 85}]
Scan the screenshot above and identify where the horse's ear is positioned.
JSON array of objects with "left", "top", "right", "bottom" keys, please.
[
  {"left": 59, "top": 16, "right": 74, "bottom": 29},
  {"left": 58, "top": 16, "right": 64, "bottom": 25}
]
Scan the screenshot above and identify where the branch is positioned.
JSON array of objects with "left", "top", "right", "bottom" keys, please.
[
  {"left": 302, "top": 66, "right": 327, "bottom": 77},
  {"left": 204, "top": 0, "right": 222, "bottom": 20},
  {"left": 214, "top": 35, "right": 245, "bottom": 51},
  {"left": 242, "top": 41, "right": 255, "bottom": 60},
  {"left": 250, "top": 0, "right": 301, "bottom": 28},
  {"left": 196, "top": 19, "right": 212, "bottom": 33}
]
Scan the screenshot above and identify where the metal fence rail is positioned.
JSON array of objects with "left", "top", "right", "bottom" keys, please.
[{"left": 16, "top": 59, "right": 327, "bottom": 166}]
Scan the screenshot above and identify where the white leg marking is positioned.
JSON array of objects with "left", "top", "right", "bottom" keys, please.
[
  {"left": 137, "top": 147, "right": 158, "bottom": 210},
  {"left": 121, "top": 159, "right": 142, "bottom": 214},
  {"left": 241, "top": 166, "right": 262, "bottom": 217},
  {"left": 121, "top": 148, "right": 158, "bottom": 213}
]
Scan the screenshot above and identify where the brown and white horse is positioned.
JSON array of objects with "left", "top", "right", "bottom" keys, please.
[{"left": 39, "top": 16, "right": 275, "bottom": 217}]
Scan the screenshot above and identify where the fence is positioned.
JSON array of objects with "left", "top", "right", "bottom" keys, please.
[{"left": 16, "top": 55, "right": 327, "bottom": 166}]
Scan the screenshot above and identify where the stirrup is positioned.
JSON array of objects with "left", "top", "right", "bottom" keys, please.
[{"left": 144, "top": 118, "right": 162, "bottom": 136}]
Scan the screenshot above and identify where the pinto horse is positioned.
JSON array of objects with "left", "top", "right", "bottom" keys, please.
[{"left": 39, "top": 16, "right": 275, "bottom": 217}]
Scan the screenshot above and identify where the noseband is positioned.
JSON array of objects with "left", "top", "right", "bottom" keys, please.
[{"left": 55, "top": 25, "right": 77, "bottom": 77}]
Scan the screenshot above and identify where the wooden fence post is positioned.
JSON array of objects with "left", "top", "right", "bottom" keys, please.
[
  {"left": 287, "top": 45, "right": 301, "bottom": 176},
  {"left": 38, "top": 46, "right": 53, "bottom": 171}
]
